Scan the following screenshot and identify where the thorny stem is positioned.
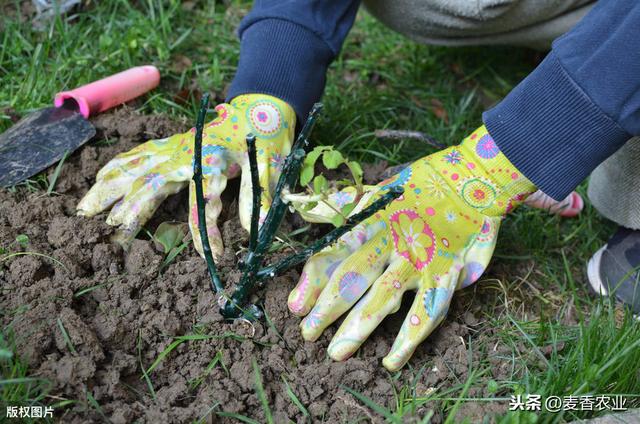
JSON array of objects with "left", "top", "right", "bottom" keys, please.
[
  {"left": 193, "top": 93, "right": 223, "bottom": 294},
  {"left": 252, "top": 103, "right": 323, "bottom": 260},
  {"left": 211, "top": 102, "right": 403, "bottom": 320},
  {"left": 254, "top": 149, "right": 305, "bottom": 254},
  {"left": 246, "top": 134, "right": 261, "bottom": 252},
  {"left": 256, "top": 186, "right": 404, "bottom": 280},
  {"left": 222, "top": 149, "right": 307, "bottom": 319},
  {"left": 291, "top": 103, "right": 323, "bottom": 152},
  {"left": 221, "top": 105, "right": 323, "bottom": 319}
]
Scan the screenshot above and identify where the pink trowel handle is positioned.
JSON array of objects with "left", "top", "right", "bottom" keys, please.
[{"left": 54, "top": 65, "right": 160, "bottom": 118}]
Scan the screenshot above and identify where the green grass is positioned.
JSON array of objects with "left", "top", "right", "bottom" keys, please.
[
  {"left": 0, "top": 326, "right": 56, "bottom": 423},
  {"left": 252, "top": 359, "right": 273, "bottom": 424},
  {"left": 337, "top": 301, "right": 640, "bottom": 423},
  {"left": 0, "top": 251, "right": 68, "bottom": 272},
  {"left": 45, "top": 150, "right": 69, "bottom": 195},
  {"left": 1, "top": 1, "right": 639, "bottom": 423},
  {"left": 188, "top": 350, "right": 228, "bottom": 390},
  {"left": 281, "top": 375, "right": 311, "bottom": 420},
  {"left": 56, "top": 318, "right": 77, "bottom": 355},
  {"left": 144, "top": 332, "right": 244, "bottom": 376},
  {"left": 137, "top": 330, "right": 157, "bottom": 402},
  {"left": 1, "top": 0, "right": 242, "bottom": 131}
]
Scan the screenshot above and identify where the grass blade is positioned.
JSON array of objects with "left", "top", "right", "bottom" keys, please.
[
  {"left": 253, "top": 359, "right": 273, "bottom": 424},
  {"left": 57, "top": 318, "right": 76, "bottom": 355},
  {"left": 0, "top": 251, "right": 68, "bottom": 272},
  {"left": 281, "top": 376, "right": 310, "bottom": 419},
  {"left": 137, "top": 330, "right": 156, "bottom": 401},
  {"left": 0, "top": 377, "right": 46, "bottom": 386},
  {"left": 443, "top": 370, "right": 477, "bottom": 424},
  {"left": 508, "top": 315, "right": 551, "bottom": 370},
  {"left": 145, "top": 333, "right": 244, "bottom": 375},
  {"left": 341, "top": 385, "right": 401, "bottom": 424},
  {"left": 86, "top": 389, "right": 111, "bottom": 423},
  {"left": 215, "top": 411, "right": 260, "bottom": 424},
  {"left": 145, "top": 339, "right": 182, "bottom": 375},
  {"left": 47, "top": 150, "right": 69, "bottom": 195},
  {"left": 189, "top": 351, "right": 227, "bottom": 389}
]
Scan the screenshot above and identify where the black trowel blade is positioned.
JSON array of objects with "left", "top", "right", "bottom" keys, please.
[{"left": 0, "top": 107, "right": 96, "bottom": 187}]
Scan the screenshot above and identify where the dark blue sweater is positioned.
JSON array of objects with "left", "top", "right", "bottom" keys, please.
[{"left": 227, "top": 0, "right": 640, "bottom": 200}]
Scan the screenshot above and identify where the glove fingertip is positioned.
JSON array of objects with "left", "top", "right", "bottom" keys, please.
[
  {"left": 287, "top": 296, "right": 311, "bottom": 317},
  {"left": 300, "top": 319, "right": 323, "bottom": 342},
  {"left": 327, "top": 339, "right": 357, "bottom": 362},
  {"left": 76, "top": 192, "right": 104, "bottom": 217},
  {"left": 287, "top": 272, "right": 316, "bottom": 316},
  {"left": 382, "top": 355, "right": 406, "bottom": 372},
  {"left": 190, "top": 222, "right": 224, "bottom": 260},
  {"left": 76, "top": 207, "right": 95, "bottom": 217},
  {"left": 111, "top": 227, "right": 137, "bottom": 251},
  {"left": 105, "top": 208, "right": 124, "bottom": 227}
]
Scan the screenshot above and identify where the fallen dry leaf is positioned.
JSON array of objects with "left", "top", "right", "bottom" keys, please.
[{"left": 429, "top": 98, "right": 449, "bottom": 123}]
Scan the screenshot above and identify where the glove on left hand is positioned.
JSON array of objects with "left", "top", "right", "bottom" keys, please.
[{"left": 288, "top": 125, "right": 536, "bottom": 371}]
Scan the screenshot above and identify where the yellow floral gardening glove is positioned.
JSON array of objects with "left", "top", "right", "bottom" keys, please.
[
  {"left": 287, "top": 125, "right": 536, "bottom": 371},
  {"left": 77, "top": 94, "right": 296, "bottom": 257}
]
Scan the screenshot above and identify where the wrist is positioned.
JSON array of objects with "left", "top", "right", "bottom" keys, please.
[
  {"left": 426, "top": 126, "right": 536, "bottom": 216},
  {"left": 226, "top": 93, "right": 296, "bottom": 144},
  {"left": 226, "top": 19, "right": 332, "bottom": 120}
]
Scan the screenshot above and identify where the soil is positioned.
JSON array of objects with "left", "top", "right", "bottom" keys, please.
[{"left": 1, "top": 107, "right": 522, "bottom": 423}]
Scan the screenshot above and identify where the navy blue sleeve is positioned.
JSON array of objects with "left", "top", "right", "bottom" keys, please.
[
  {"left": 227, "top": 1, "right": 361, "bottom": 120},
  {"left": 483, "top": 0, "right": 640, "bottom": 200}
]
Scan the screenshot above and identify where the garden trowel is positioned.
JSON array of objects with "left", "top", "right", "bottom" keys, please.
[{"left": 0, "top": 66, "right": 160, "bottom": 187}]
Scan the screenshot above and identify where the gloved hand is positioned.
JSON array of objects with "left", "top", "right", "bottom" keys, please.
[
  {"left": 524, "top": 189, "right": 583, "bottom": 217},
  {"left": 77, "top": 94, "right": 296, "bottom": 257},
  {"left": 287, "top": 125, "right": 536, "bottom": 371}
]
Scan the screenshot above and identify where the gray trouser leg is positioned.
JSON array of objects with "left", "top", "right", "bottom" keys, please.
[
  {"left": 363, "top": 0, "right": 594, "bottom": 49},
  {"left": 587, "top": 138, "right": 640, "bottom": 230}
]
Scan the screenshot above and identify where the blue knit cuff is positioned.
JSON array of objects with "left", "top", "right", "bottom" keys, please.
[
  {"left": 227, "top": 19, "right": 333, "bottom": 121},
  {"left": 483, "top": 52, "right": 630, "bottom": 200}
]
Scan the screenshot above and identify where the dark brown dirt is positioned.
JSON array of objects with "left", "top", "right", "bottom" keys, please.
[{"left": 1, "top": 107, "right": 520, "bottom": 423}]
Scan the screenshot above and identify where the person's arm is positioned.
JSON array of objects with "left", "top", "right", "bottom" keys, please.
[
  {"left": 227, "top": 1, "right": 361, "bottom": 120},
  {"left": 484, "top": 0, "right": 640, "bottom": 200}
]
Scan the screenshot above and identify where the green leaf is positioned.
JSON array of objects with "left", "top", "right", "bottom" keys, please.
[
  {"left": 312, "top": 175, "right": 328, "bottom": 193},
  {"left": 299, "top": 165, "right": 315, "bottom": 187},
  {"left": 189, "top": 351, "right": 227, "bottom": 389},
  {"left": 57, "top": 318, "right": 77, "bottom": 354},
  {"left": 301, "top": 201, "right": 318, "bottom": 211},
  {"left": 98, "top": 34, "right": 113, "bottom": 49},
  {"left": 347, "top": 160, "right": 363, "bottom": 183},
  {"left": 47, "top": 150, "right": 69, "bottom": 196},
  {"left": 15, "top": 234, "right": 29, "bottom": 247},
  {"left": 331, "top": 214, "right": 345, "bottom": 227},
  {"left": 145, "top": 333, "right": 243, "bottom": 376},
  {"left": 300, "top": 146, "right": 330, "bottom": 186},
  {"left": 305, "top": 146, "right": 330, "bottom": 165},
  {"left": 341, "top": 201, "right": 357, "bottom": 217},
  {"left": 487, "top": 379, "right": 499, "bottom": 394},
  {"left": 322, "top": 149, "right": 344, "bottom": 169},
  {"left": 281, "top": 376, "right": 310, "bottom": 418},
  {"left": 336, "top": 178, "right": 353, "bottom": 188},
  {"left": 153, "top": 221, "right": 188, "bottom": 254},
  {"left": 215, "top": 412, "right": 260, "bottom": 424}
]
